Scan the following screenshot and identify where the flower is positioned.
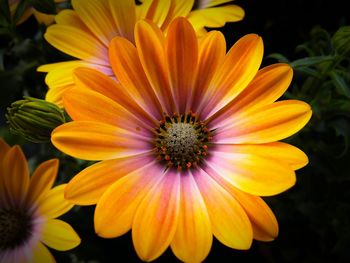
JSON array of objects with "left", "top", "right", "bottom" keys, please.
[
  {"left": 0, "top": 139, "right": 80, "bottom": 262},
  {"left": 51, "top": 17, "right": 312, "bottom": 262},
  {"left": 6, "top": 97, "right": 66, "bottom": 143},
  {"left": 37, "top": 0, "right": 245, "bottom": 107},
  {"left": 9, "top": 0, "right": 66, "bottom": 25}
]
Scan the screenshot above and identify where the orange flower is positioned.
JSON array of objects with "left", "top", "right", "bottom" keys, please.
[
  {"left": 37, "top": 0, "right": 244, "bottom": 107},
  {"left": 52, "top": 18, "right": 312, "bottom": 262},
  {"left": 0, "top": 139, "right": 80, "bottom": 263}
]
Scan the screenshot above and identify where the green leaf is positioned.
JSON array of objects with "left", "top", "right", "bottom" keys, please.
[
  {"left": 28, "top": 0, "right": 56, "bottom": 14},
  {"left": 12, "top": 0, "right": 29, "bottom": 25},
  {"left": 330, "top": 71, "right": 350, "bottom": 98},
  {"left": 266, "top": 53, "right": 290, "bottom": 63},
  {"left": 291, "top": 56, "right": 334, "bottom": 68},
  {"left": 332, "top": 26, "right": 350, "bottom": 56},
  {"left": 0, "top": 0, "right": 11, "bottom": 27}
]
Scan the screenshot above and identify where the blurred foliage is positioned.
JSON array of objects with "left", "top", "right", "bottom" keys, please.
[{"left": 0, "top": 0, "right": 350, "bottom": 262}]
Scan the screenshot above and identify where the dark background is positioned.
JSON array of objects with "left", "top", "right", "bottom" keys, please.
[{"left": 1, "top": 0, "right": 350, "bottom": 262}]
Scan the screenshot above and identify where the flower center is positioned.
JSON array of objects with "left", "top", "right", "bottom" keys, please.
[
  {"left": 0, "top": 208, "right": 32, "bottom": 249},
  {"left": 155, "top": 112, "right": 213, "bottom": 170}
]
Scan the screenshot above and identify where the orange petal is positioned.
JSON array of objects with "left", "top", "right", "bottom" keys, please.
[
  {"left": 132, "top": 171, "right": 181, "bottom": 261},
  {"left": 65, "top": 153, "right": 153, "bottom": 205},
  {"left": 71, "top": 0, "right": 118, "bottom": 46},
  {"left": 45, "top": 25, "right": 108, "bottom": 65},
  {"left": 109, "top": 37, "right": 163, "bottom": 120},
  {"left": 41, "top": 219, "right": 80, "bottom": 251},
  {"left": 32, "top": 242, "right": 55, "bottom": 263},
  {"left": 0, "top": 138, "right": 10, "bottom": 160},
  {"left": 212, "top": 142, "right": 308, "bottom": 170},
  {"left": 63, "top": 86, "right": 153, "bottom": 133},
  {"left": 199, "top": 34, "right": 263, "bottom": 118},
  {"left": 0, "top": 139, "right": 10, "bottom": 204},
  {"left": 27, "top": 159, "right": 59, "bottom": 206},
  {"left": 72, "top": 68, "right": 156, "bottom": 127},
  {"left": 137, "top": 0, "right": 171, "bottom": 29},
  {"left": 38, "top": 184, "right": 74, "bottom": 219},
  {"left": 209, "top": 63, "right": 293, "bottom": 128},
  {"left": 52, "top": 121, "right": 151, "bottom": 161},
  {"left": 2, "top": 146, "right": 29, "bottom": 207},
  {"left": 95, "top": 162, "right": 163, "bottom": 238},
  {"left": 170, "top": 172, "right": 212, "bottom": 263},
  {"left": 166, "top": 17, "right": 198, "bottom": 112},
  {"left": 230, "top": 188, "right": 278, "bottom": 241},
  {"left": 206, "top": 150, "right": 296, "bottom": 196},
  {"left": 193, "top": 168, "right": 253, "bottom": 249},
  {"left": 191, "top": 31, "right": 226, "bottom": 111},
  {"left": 215, "top": 100, "right": 312, "bottom": 144},
  {"left": 134, "top": 20, "right": 175, "bottom": 114},
  {"left": 160, "top": 0, "right": 194, "bottom": 30},
  {"left": 108, "top": 0, "right": 136, "bottom": 42}
]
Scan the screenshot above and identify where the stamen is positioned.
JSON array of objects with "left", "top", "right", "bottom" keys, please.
[{"left": 155, "top": 112, "right": 213, "bottom": 170}]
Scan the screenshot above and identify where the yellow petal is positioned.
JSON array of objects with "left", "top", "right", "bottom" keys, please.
[
  {"left": 65, "top": 154, "right": 153, "bottom": 205},
  {"left": 33, "top": 11, "right": 55, "bottom": 25},
  {"left": 71, "top": 0, "right": 118, "bottom": 46},
  {"left": 27, "top": 159, "right": 59, "bottom": 205},
  {"left": 212, "top": 142, "right": 308, "bottom": 170},
  {"left": 41, "top": 219, "right": 80, "bottom": 251},
  {"left": 132, "top": 171, "right": 181, "bottom": 261},
  {"left": 55, "top": 9, "right": 90, "bottom": 32},
  {"left": 108, "top": 0, "right": 136, "bottom": 42},
  {"left": 63, "top": 87, "right": 152, "bottom": 133},
  {"left": 188, "top": 5, "right": 244, "bottom": 33},
  {"left": 166, "top": 17, "right": 198, "bottom": 113},
  {"left": 72, "top": 68, "right": 156, "bottom": 127},
  {"left": 209, "top": 64, "right": 293, "bottom": 128},
  {"left": 135, "top": 20, "right": 175, "bottom": 114},
  {"left": 38, "top": 184, "right": 74, "bottom": 219},
  {"left": 45, "top": 25, "right": 108, "bottom": 65},
  {"left": 95, "top": 162, "right": 163, "bottom": 238},
  {"left": 45, "top": 84, "right": 75, "bottom": 108},
  {"left": 196, "top": 0, "right": 235, "bottom": 8},
  {"left": 31, "top": 242, "right": 55, "bottom": 263},
  {"left": 191, "top": 31, "right": 226, "bottom": 111},
  {"left": 109, "top": 37, "right": 163, "bottom": 120},
  {"left": 216, "top": 100, "right": 312, "bottom": 144},
  {"left": 170, "top": 172, "right": 212, "bottom": 263},
  {"left": 206, "top": 151, "right": 296, "bottom": 196},
  {"left": 193, "top": 169, "right": 253, "bottom": 249},
  {"left": 52, "top": 121, "right": 151, "bottom": 161},
  {"left": 200, "top": 33, "right": 263, "bottom": 117},
  {"left": 2, "top": 146, "right": 29, "bottom": 207}
]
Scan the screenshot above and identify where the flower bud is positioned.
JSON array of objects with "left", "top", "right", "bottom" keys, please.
[{"left": 6, "top": 97, "right": 66, "bottom": 143}]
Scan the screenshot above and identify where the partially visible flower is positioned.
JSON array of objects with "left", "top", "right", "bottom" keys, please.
[
  {"left": 9, "top": 0, "right": 66, "bottom": 25},
  {"left": 51, "top": 18, "right": 312, "bottom": 262},
  {"left": 0, "top": 139, "right": 80, "bottom": 263},
  {"left": 6, "top": 97, "right": 66, "bottom": 143},
  {"left": 37, "top": 0, "right": 245, "bottom": 107}
]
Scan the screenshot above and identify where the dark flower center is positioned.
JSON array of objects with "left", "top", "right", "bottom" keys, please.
[
  {"left": 0, "top": 208, "right": 32, "bottom": 249},
  {"left": 155, "top": 112, "right": 213, "bottom": 170}
]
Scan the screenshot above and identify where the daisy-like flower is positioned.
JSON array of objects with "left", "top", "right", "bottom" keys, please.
[
  {"left": 9, "top": 0, "right": 66, "bottom": 25},
  {"left": 37, "top": 0, "right": 244, "bottom": 107},
  {"left": 0, "top": 139, "right": 80, "bottom": 263},
  {"left": 51, "top": 18, "right": 312, "bottom": 262}
]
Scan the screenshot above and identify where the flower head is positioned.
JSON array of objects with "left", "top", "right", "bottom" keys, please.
[
  {"left": 0, "top": 139, "right": 80, "bottom": 263},
  {"left": 37, "top": 0, "right": 244, "bottom": 107},
  {"left": 51, "top": 18, "right": 312, "bottom": 262}
]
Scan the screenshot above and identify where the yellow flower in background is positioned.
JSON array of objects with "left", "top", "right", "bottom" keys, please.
[
  {"left": 9, "top": 0, "right": 66, "bottom": 25},
  {"left": 37, "top": 0, "right": 245, "bottom": 107},
  {"left": 0, "top": 139, "right": 80, "bottom": 263},
  {"left": 51, "top": 17, "right": 312, "bottom": 262}
]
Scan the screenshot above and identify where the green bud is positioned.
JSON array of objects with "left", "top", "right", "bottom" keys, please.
[{"left": 6, "top": 97, "right": 66, "bottom": 143}]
